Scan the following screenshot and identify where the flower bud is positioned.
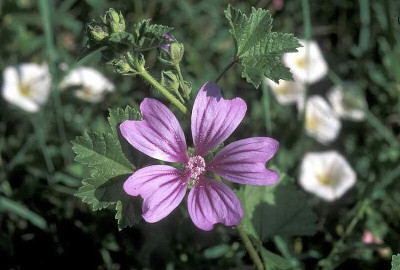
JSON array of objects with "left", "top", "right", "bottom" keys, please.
[
  {"left": 103, "top": 8, "right": 125, "bottom": 33},
  {"left": 88, "top": 24, "right": 109, "bottom": 41},
  {"left": 161, "top": 71, "right": 180, "bottom": 93},
  {"left": 170, "top": 43, "right": 184, "bottom": 64}
]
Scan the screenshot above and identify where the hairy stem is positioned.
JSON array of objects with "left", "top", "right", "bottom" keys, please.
[
  {"left": 175, "top": 64, "right": 190, "bottom": 100},
  {"left": 215, "top": 58, "right": 237, "bottom": 83},
  {"left": 127, "top": 53, "right": 188, "bottom": 114},
  {"left": 140, "top": 69, "right": 188, "bottom": 114},
  {"left": 236, "top": 224, "right": 264, "bottom": 270},
  {"left": 261, "top": 83, "right": 272, "bottom": 136}
]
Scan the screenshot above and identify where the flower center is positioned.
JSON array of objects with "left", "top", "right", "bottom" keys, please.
[
  {"left": 317, "top": 173, "right": 333, "bottom": 186},
  {"left": 187, "top": 155, "right": 206, "bottom": 186},
  {"left": 306, "top": 114, "right": 319, "bottom": 131},
  {"left": 18, "top": 84, "right": 32, "bottom": 97},
  {"left": 276, "top": 85, "right": 289, "bottom": 94},
  {"left": 295, "top": 57, "right": 307, "bottom": 69}
]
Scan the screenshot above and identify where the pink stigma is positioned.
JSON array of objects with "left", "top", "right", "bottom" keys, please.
[{"left": 187, "top": 156, "right": 206, "bottom": 183}]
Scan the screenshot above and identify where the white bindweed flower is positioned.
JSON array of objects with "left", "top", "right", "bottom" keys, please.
[
  {"left": 60, "top": 67, "right": 115, "bottom": 103},
  {"left": 328, "top": 84, "right": 367, "bottom": 121},
  {"left": 305, "top": 95, "right": 341, "bottom": 144},
  {"left": 283, "top": 39, "right": 328, "bottom": 84},
  {"left": 2, "top": 63, "right": 52, "bottom": 113},
  {"left": 299, "top": 151, "right": 356, "bottom": 201},
  {"left": 265, "top": 78, "right": 305, "bottom": 105}
]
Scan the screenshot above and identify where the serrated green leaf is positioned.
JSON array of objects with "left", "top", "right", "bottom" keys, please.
[
  {"left": 133, "top": 19, "right": 173, "bottom": 49},
  {"left": 77, "top": 42, "right": 104, "bottom": 61},
  {"left": 115, "top": 195, "right": 141, "bottom": 230},
  {"left": 260, "top": 247, "right": 292, "bottom": 270},
  {"left": 108, "top": 32, "right": 135, "bottom": 47},
  {"left": 108, "top": 105, "right": 141, "bottom": 135},
  {"left": 225, "top": 5, "right": 301, "bottom": 87},
  {"left": 74, "top": 106, "right": 142, "bottom": 229},
  {"left": 72, "top": 132, "right": 135, "bottom": 176},
  {"left": 392, "top": 254, "right": 400, "bottom": 270},
  {"left": 238, "top": 174, "right": 317, "bottom": 241}
]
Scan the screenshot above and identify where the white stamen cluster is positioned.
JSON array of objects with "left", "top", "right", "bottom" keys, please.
[{"left": 187, "top": 156, "right": 206, "bottom": 182}]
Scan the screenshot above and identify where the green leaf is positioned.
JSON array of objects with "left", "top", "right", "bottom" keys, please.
[
  {"left": 77, "top": 42, "right": 104, "bottom": 61},
  {"left": 133, "top": 19, "right": 173, "bottom": 49},
  {"left": 260, "top": 247, "right": 292, "bottom": 270},
  {"left": 225, "top": 5, "right": 301, "bottom": 87},
  {"left": 73, "top": 106, "right": 142, "bottom": 229},
  {"left": 238, "top": 173, "right": 317, "bottom": 241},
  {"left": 108, "top": 105, "right": 141, "bottom": 135},
  {"left": 108, "top": 32, "right": 135, "bottom": 48},
  {"left": 73, "top": 132, "right": 135, "bottom": 177},
  {"left": 392, "top": 254, "right": 400, "bottom": 270},
  {"left": 0, "top": 196, "right": 48, "bottom": 230}
]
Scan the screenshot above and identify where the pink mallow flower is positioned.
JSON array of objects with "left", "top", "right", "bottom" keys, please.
[{"left": 120, "top": 82, "right": 279, "bottom": 231}]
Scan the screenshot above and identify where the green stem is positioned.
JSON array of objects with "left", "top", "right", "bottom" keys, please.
[
  {"left": 127, "top": 54, "right": 188, "bottom": 114},
  {"left": 175, "top": 64, "right": 190, "bottom": 100},
  {"left": 215, "top": 58, "right": 237, "bottom": 83},
  {"left": 358, "top": 0, "right": 370, "bottom": 52},
  {"left": 261, "top": 83, "right": 272, "bottom": 136},
  {"left": 236, "top": 224, "right": 264, "bottom": 270},
  {"left": 302, "top": 0, "right": 312, "bottom": 41},
  {"left": 140, "top": 69, "right": 187, "bottom": 114},
  {"left": 321, "top": 200, "right": 369, "bottom": 269},
  {"left": 300, "top": 0, "right": 311, "bottom": 124},
  {"left": 365, "top": 110, "right": 400, "bottom": 149},
  {"left": 32, "top": 117, "right": 54, "bottom": 174},
  {"left": 38, "top": 0, "right": 69, "bottom": 163}
]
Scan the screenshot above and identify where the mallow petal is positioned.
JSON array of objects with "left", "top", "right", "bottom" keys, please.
[
  {"left": 191, "top": 82, "right": 247, "bottom": 157},
  {"left": 124, "top": 165, "right": 189, "bottom": 223},
  {"left": 120, "top": 98, "right": 189, "bottom": 163},
  {"left": 208, "top": 137, "right": 279, "bottom": 185},
  {"left": 187, "top": 177, "right": 243, "bottom": 231}
]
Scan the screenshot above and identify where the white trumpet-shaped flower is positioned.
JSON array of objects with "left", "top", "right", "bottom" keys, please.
[
  {"left": 283, "top": 39, "right": 328, "bottom": 84},
  {"left": 305, "top": 95, "right": 341, "bottom": 144},
  {"left": 328, "top": 85, "right": 367, "bottom": 121},
  {"left": 265, "top": 78, "right": 305, "bottom": 105},
  {"left": 60, "top": 67, "right": 115, "bottom": 103},
  {"left": 2, "top": 63, "right": 52, "bottom": 113},
  {"left": 299, "top": 151, "right": 356, "bottom": 201}
]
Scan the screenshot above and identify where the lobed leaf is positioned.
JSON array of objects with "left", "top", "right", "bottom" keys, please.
[
  {"left": 225, "top": 5, "right": 301, "bottom": 87},
  {"left": 393, "top": 254, "right": 400, "bottom": 270},
  {"left": 73, "top": 106, "right": 142, "bottom": 229},
  {"left": 133, "top": 19, "right": 173, "bottom": 49},
  {"left": 237, "top": 172, "right": 317, "bottom": 241}
]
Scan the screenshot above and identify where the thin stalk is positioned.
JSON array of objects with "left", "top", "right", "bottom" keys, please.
[
  {"left": 175, "top": 64, "right": 190, "bottom": 100},
  {"left": 38, "top": 0, "right": 68, "bottom": 162},
  {"left": 261, "top": 83, "right": 272, "bottom": 136},
  {"left": 127, "top": 53, "right": 188, "bottom": 114},
  {"left": 215, "top": 58, "right": 237, "bottom": 83},
  {"left": 321, "top": 200, "right": 369, "bottom": 269},
  {"left": 358, "top": 0, "right": 370, "bottom": 52},
  {"left": 140, "top": 69, "right": 188, "bottom": 114},
  {"left": 302, "top": 0, "right": 312, "bottom": 41},
  {"left": 32, "top": 117, "right": 54, "bottom": 174},
  {"left": 300, "top": 0, "right": 312, "bottom": 134},
  {"left": 365, "top": 110, "right": 400, "bottom": 149},
  {"left": 236, "top": 224, "right": 264, "bottom": 270}
]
